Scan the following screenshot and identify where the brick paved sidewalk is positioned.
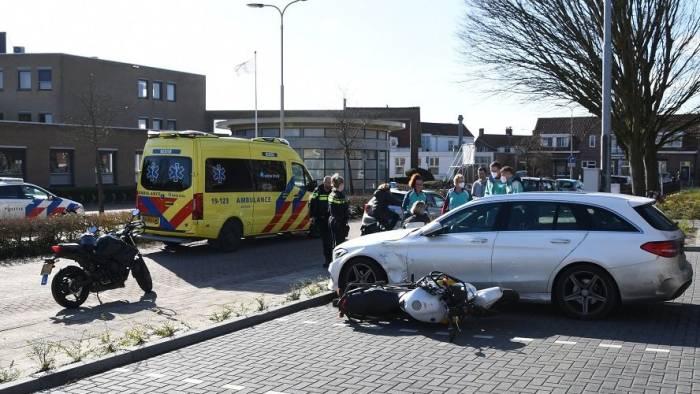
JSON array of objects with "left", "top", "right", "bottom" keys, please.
[{"left": 50, "top": 252, "right": 699, "bottom": 394}]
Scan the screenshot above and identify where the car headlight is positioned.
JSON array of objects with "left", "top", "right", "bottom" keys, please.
[{"left": 333, "top": 248, "right": 348, "bottom": 259}]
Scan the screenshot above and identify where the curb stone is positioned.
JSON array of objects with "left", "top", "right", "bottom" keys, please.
[{"left": 0, "top": 292, "right": 335, "bottom": 394}]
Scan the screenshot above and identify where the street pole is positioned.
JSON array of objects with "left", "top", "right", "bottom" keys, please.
[
  {"left": 601, "top": 0, "right": 612, "bottom": 192},
  {"left": 247, "top": 1, "right": 307, "bottom": 141},
  {"left": 569, "top": 107, "right": 574, "bottom": 180},
  {"left": 254, "top": 51, "right": 258, "bottom": 138}
]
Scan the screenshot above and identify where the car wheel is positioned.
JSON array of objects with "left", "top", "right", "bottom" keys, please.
[
  {"left": 340, "top": 258, "right": 387, "bottom": 293},
  {"left": 554, "top": 264, "right": 619, "bottom": 320},
  {"left": 209, "top": 220, "right": 243, "bottom": 252}
]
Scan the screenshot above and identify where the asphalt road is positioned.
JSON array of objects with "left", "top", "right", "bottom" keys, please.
[{"left": 49, "top": 252, "right": 699, "bottom": 394}]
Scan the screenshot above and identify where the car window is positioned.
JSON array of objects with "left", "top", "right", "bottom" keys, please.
[
  {"left": 250, "top": 160, "right": 287, "bottom": 192},
  {"left": 22, "top": 185, "right": 49, "bottom": 199},
  {"left": 555, "top": 204, "right": 583, "bottom": 230},
  {"left": 574, "top": 204, "right": 637, "bottom": 232},
  {"left": 543, "top": 181, "right": 555, "bottom": 191},
  {"left": 141, "top": 155, "right": 193, "bottom": 192},
  {"left": 204, "top": 158, "right": 254, "bottom": 193},
  {"left": 433, "top": 194, "right": 445, "bottom": 208},
  {"left": 291, "top": 163, "right": 306, "bottom": 189},
  {"left": 441, "top": 203, "right": 501, "bottom": 233},
  {"left": 0, "top": 185, "right": 22, "bottom": 199},
  {"left": 521, "top": 179, "right": 538, "bottom": 192},
  {"left": 634, "top": 204, "right": 678, "bottom": 231},
  {"left": 505, "top": 202, "right": 556, "bottom": 231}
]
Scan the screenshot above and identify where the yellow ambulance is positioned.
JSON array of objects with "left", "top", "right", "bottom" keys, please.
[{"left": 136, "top": 131, "right": 316, "bottom": 251}]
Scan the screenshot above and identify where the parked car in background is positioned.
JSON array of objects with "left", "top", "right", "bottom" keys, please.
[
  {"left": 0, "top": 177, "right": 84, "bottom": 219},
  {"left": 555, "top": 179, "right": 584, "bottom": 192},
  {"left": 329, "top": 192, "right": 692, "bottom": 320},
  {"left": 390, "top": 188, "right": 445, "bottom": 220},
  {"left": 520, "top": 177, "right": 556, "bottom": 192}
]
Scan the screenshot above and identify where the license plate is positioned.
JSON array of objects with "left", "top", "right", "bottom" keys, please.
[
  {"left": 40, "top": 261, "right": 55, "bottom": 275},
  {"left": 143, "top": 216, "right": 160, "bottom": 227}
]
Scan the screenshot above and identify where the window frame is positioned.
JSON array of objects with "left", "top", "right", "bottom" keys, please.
[
  {"left": 588, "top": 134, "right": 596, "bottom": 148},
  {"left": 166, "top": 119, "right": 177, "bottom": 131},
  {"left": 49, "top": 148, "right": 74, "bottom": 186},
  {"left": 166, "top": 82, "right": 176, "bottom": 102},
  {"left": 39, "top": 113, "right": 54, "bottom": 124},
  {"left": 97, "top": 150, "right": 117, "bottom": 185},
  {"left": 250, "top": 159, "right": 287, "bottom": 192},
  {"left": 17, "top": 69, "right": 32, "bottom": 91},
  {"left": 152, "top": 81, "right": 163, "bottom": 100},
  {"left": 502, "top": 201, "right": 558, "bottom": 232},
  {"left": 18, "top": 112, "right": 32, "bottom": 122},
  {"left": 437, "top": 202, "right": 505, "bottom": 234},
  {"left": 152, "top": 118, "right": 163, "bottom": 131},
  {"left": 0, "top": 147, "right": 26, "bottom": 178},
  {"left": 138, "top": 117, "right": 149, "bottom": 130},
  {"left": 204, "top": 158, "right": 255, "bottom": 193},
  {"left": 0, "top": 68, "right": 4, "bottom": 91}
]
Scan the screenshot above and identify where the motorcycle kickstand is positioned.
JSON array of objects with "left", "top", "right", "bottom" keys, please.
[{"left": 95, "top": 292, "right": 103, "bottom": 305}]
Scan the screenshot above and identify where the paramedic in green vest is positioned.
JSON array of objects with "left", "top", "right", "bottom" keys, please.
[
  {"left": 402, "top": 173, "right": 427, "bottom": 217},
  {"left": 485, "top": 161, "right": 507, "bottom": 196},
  {"left": 500, "top": 166, "right": 524, "bottom": 194},
  {"left": 309, "top": 175, "right": 333, "bottom": 267},
  {"left": 441, "top": 173, "right": 472, "bottom": 214}
]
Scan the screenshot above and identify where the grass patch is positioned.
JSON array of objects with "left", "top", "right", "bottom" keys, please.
[
  {"left": 98, "top": 330, "right": 118, "bottom": 354},
  {"left": 26, "top": 339, "right": 57, "bottom": 373},
  {"left": 152, "top": 321, "right": 177, "bottom": 338},
  {"left": 209, "top": 305, "right": 234, "bottom": 323},
  {"left": 254, "top": 295, "right": 268, "bottom": 312},
  {"left": 0, "top": 361, "right": 20, "bottom": 383},
  {"left": 58, "top": 332, "right": 92, "bottom": 363},
  {"left": 119, "top": 326, "right": 149, "bottom": 347},
  {"left": 285, "top": 282, "right": 303, "bottom": 302},
  {"left": 659, "top": 188, "right": 700, "bottom": 220}
]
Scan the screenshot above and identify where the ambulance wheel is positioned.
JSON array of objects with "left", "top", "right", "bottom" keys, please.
[{"left": 210, "top": 220, "right": 243, "bottom": 252}]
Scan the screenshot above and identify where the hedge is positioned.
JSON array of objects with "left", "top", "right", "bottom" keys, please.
[
  {"left": 0, "top": 212, "right": 133, "bottom": 260},
  {"left": 658, "top": 188, "right": 700, "bottom": 220},
  {"left": 48, "top": 186, "right": 137, "bottom": 205}
]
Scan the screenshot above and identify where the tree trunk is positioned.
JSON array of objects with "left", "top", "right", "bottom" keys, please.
[
  {"left": 627, "top": 144, "right": 646, "bottom": 196},
  {"left": 95, "top": 150, "right": 105, "bottom": 214},
  {"left": 344, "top": 151, "right": 354, "bottom": 195},
  {"left": 643, "top": 148, "right": 660, "bottom": 196}
]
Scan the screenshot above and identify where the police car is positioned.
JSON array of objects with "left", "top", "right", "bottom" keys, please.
[{"left": 0, "top": 178, "right": 84, "bottom": 219}]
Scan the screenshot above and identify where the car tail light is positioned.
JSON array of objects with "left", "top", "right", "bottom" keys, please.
[
  {"left": 192, "top": 193, "right": 204, "bottom": 220},
  {"left": 136, "top": 196, "right": 145, "bottom": 212},
  {"left": 51, "top": 245, "right": 62, "bottom": 254},
  {"left": 641, "top": 241, "right": 680, "bottom": 258},
  {"left": 364, "top": 204, "right": 370, "bottom": 214}
]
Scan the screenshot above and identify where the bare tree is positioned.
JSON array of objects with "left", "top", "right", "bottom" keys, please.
[
  {"left": 514, "top": 135, "right": 551, "bottom": 177},
  {"left": 69, "top": 73, "right": 127, "bottom": 213},
  {"left": 460, "top": 0, "right": 700, "bottom": 195},
  {"left": 335, "top": 104, "right": 368, "bottom": 195}
]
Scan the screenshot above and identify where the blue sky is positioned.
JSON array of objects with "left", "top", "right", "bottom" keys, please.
[{"left": 2, "top": 0, "right": 588, "bottom": 134}]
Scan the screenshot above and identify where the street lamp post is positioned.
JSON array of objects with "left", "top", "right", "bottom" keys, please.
[
  {"left": 568, "top": 106, "right": 574, "bottom": 179},
  {"left": 247, "top": 0, "right": 307, "bottom": 140}
]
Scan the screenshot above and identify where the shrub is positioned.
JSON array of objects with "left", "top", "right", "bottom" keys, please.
[
  {"left": 27, "top": 339, "right": 57, "bottom": 373},
  {"left": 405, "top": 167, "right": 435, "bottom": 182},
  {"left": 119, "top": 326, "right": 148, "bottom": 347},
  {"left": 152, "top": 321, "right": 177, "bottom": 338},
  {"left": 98, "top": 330, "right": 118, "bottom": 354},
  {"left": 0, "top": 211, "right": 133, "bottom": 260},
  {"left": 658, "top": 189, "right": 700, "bottom": 220},
  {"left": 0, "top": 361, "right": 20, "bottom": 383},
  {"left": 58, "top": 332, "right": 93, "bottom": 363},
  {"left": 209, "top": 305, "right": 233, "bottom": 322}
]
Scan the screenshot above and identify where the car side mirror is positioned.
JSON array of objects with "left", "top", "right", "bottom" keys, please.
[
  {"left": 421, "top": 222, "right": 445, "bottom": 237},
  {"left": 47, "top": 195, "right": 54, "bottom": 200}
]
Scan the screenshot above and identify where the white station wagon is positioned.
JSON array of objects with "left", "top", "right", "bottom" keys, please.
[{"left": 329, "top": 193, "right": 693, "bottom": 319}]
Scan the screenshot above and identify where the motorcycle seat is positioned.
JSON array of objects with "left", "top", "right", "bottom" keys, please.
[{"left": 58, "top": 243, "right": 84, "bottom": 252}]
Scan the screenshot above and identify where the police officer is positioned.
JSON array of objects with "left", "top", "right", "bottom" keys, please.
[
  {"left": 310, "top": 175, "right": 333, "bottom": 267},
  {"left": 328, "top": 173, "right": 349, "bottom": 252}
]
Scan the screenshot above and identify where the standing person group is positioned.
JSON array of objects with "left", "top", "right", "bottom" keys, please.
[
  {"left": 485, "top": 161, "right": 522, "bottom": 196},
  {"left": 327, "top": 173, "right": 349, "bottom": 262},
  {"left": 309, "top": 176, "right": 333, "bottom": 266},
  {"left": 402, "top": 173, "right": 427, "bottom": 217},
  {"left": 441, "top": 173, "right": 471, "bottom": 214},
  {"left": 310, "top": 173, "right": 349, "bottom": 268}
]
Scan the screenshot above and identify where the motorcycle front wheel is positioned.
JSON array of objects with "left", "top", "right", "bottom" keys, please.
[
  {"left": 51, "top": 266, "right": 90, "bottom": 309},
  {"left": 131, "top": 256, "right": 153, "bottom": 293}
]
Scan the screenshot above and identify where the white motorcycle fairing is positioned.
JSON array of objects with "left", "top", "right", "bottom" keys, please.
[
  {"left": 474, "top": 287, "right": 503, "bottom": 309},
  {"left": 398, "top": 287, "right": 447, "bottom": 323}
]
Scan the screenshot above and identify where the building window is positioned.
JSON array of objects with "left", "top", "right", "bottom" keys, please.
[
  {"left": 261, "top": 128, "right": 279, "bottom": 137},
  {"left": 0, "top": 113, "right": 4, "bottom": 120},
  {"left": 166, "top": 82, "right": 176, "bottom": 101},
  {"left": 152, "top": 81, "right": 162, "bottom": 100},
  {"left": 134, "top": 151, "right": 143, "bottom": 183},
  {"left": 660, "top": 131, "right": 684, "bottom": 149},
  {"left": 39, "top": 113, "right": 53, "bottom": 123},
  {"left": 138, "top": 118, "right": 149, "bottom": 129},
  {"left": 138, "top": 79, "right": 148, "bottom": 98},
  {"left": 377, "top": 131, "right": 387, "bottom": 140},
  {"left": 166, "top": 119, "right": 177, "bottom": 131},
  {"left": 395, "top": 157, "right": 406, "bottom": 175},
  {"left": 303, "top": 128, "right": 324, "bottom": 137},
  {"left": 18, "top": 70, "right": 31, "bottom": 90},
  {"left": 285, "top": 128, "right": 301, "bottom": 137},
  {"left": 427, "top": 157, "right": 440, "bottom": 175},
  {"left": 18, "top": 112, "right": 32, "bottom": 122},
  {"left": 0, "top": 148, "right": 25, "bottom": 177},
  {"left": 232, "top": 129, "right": 254, "bottom": 138},
  {"left": 448, "top": 140, "right": 456, "bottom": 152},
  {"left": 38, "top": 69, "right": 52, "bottom": 90},
  {"left": 152, "top": 119, "right": 163, "bottom": 130},
  {"left": 49, "top": 149, "right": 73, "bottom": 186},
  {"left": 365, "top": 130, "right": 377, "bottom": 139},
  {"left": 588, "top": 134, "right": 596, "bottom": 148},
  {"left": 582, "top": 160, "right": 597, "bottom": 168},
  {"left": 0, "top": 69, "right": 4, "bottom": 90},
  {"left": 97, "top": 150, "right": 116, "bottom": 185},
  {"left": 555, "top": 137, "right": 569, "bottom": 148}
]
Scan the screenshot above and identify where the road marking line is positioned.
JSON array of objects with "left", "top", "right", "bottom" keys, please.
[
  {"left": 555, "top": 340, "right": 577, "bottom": 345},
  {"left": 435, "top": 331, "right": 450, "bottom": 336},
  {"left": 599, "top": 343, "right": 622, "bottom": 349},
  {"left": 301, "top": 320, "right": 317, "bottom": 324},
  {"left": 222, "top": 384, "right": 246, "bottom": 391},
  {"left": 511, "top": 337, "right": 534, "bottom": 343},
  {"left": 113, "top": 367, "right": 130, "bottom": 373},
  {"left": 473, "top": 335, "right": 494, "bottom": 339},
  {"left": 146, "top": 373, "right": 165, "bottom": 378},
  {"left": 399, "top": 328, "right": 419, "bottom": 333},
  {"left": 183, "top": 378, "right": 203, "bottom": 384},
  {"left": 645, "top": 347, "right": 670, "bottom": 353}
]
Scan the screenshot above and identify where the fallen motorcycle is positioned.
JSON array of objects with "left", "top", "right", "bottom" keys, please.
[
  {"left": 336, "top": 271, "right": 518, "bottom": 341},
  {"left": 40, "top": 209, "right": 153, "bottom": 309}
]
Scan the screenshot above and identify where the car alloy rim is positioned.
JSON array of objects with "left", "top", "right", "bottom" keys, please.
[
  {"left": 562, "top": 271, "right": 608, "bottom": 315},
  {"left": 348, "top": 263, "right": 378, "bottom": 284}
]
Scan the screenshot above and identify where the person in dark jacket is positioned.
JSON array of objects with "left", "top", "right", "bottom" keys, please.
[
  {"left": 404, "top": 201, "right": 431, "bottom": 227},
  {"left": 309, "top": 175, "right": 333, "bottom": 266},
  {"left": 328, "top": 173, "right": 350, "bottom": 250},
  {"left": 372, "top": 183, "right": 402, "bottom": 230}
]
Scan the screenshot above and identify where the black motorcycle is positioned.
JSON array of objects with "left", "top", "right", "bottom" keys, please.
[{"left": 40, "top": 209, "right": 153, "bottom": 309}]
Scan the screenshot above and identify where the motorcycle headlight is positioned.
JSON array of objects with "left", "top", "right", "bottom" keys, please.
[{"left": 333, "top": 248, "right": 348, "bottom": 259}]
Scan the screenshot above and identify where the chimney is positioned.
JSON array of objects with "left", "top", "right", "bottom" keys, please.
[
  {"left": 505, "top": 127, "right": 513, "bottom": 136},
  {"left": 0, "top": 32, "right": 5, "bottom": 54},
  {"left": 478, "top": 128, "right": 484, "bottom": 137}
]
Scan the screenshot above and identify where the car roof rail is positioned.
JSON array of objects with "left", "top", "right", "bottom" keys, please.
[
  {"left": 0, "top": 177, "right": 24, "bottom": 183},
  {"left": 251, "top": 137, "right": 290, "bottom": 146},
  {"left": 148, "top": 130, "right": 216, "bottom": 139}
]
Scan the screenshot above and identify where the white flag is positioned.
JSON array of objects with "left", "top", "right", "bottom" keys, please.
[{"left": 234, "top": 59, "right": 254, "bottom": 76}]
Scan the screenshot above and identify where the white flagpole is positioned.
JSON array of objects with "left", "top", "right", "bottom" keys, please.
[{"left": 254, "top": 51, "right": 258, "bottom": 138}]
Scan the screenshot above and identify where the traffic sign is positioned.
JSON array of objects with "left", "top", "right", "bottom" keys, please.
[{"left": 567, "top": 155, "right": 576, "bottom": 168}]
